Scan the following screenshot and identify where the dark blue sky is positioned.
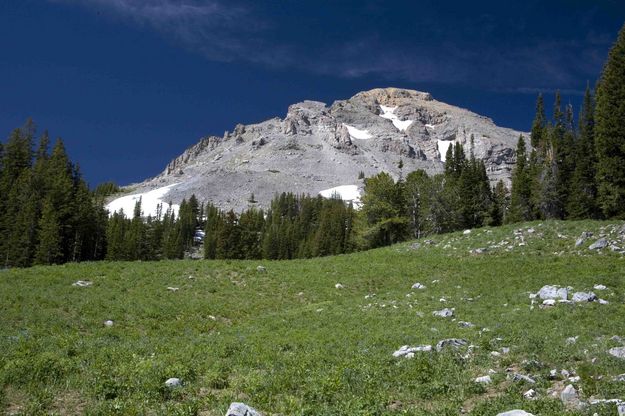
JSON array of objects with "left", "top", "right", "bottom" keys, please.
[{"left": 1, "top": 1, "right": 624, "bottom": 186}]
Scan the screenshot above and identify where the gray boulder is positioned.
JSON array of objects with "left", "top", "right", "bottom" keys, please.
[
  {"left": 560, "top": 384, "right": 582, "bottom": 409},
  {"left": 538, "top": 285, "right": 568, "bottom": 300},
  {"left": 226, "top": 402, "right": 263, "bottom": 416},
  {"left": 572, "top": 292, "right": 597, "bottom": 302},
  {"left": 165, "top": 377, "right": 182, "bottom": 388},
  {"left": 589, "top": 238, "right": 608, "bottom": 250}
]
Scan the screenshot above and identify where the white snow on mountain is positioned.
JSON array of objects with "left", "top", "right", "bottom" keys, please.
[
  {"left": 438, "top": 140, "right": 453, "bottom": 162},
  {"left": 319, "top": 185, "right": 362, "bottom": 207},
  {"left": 379, "top": 105, "right": 413, "bottom": 131},
  {"left": 343, "top": 124, "right": 373, "bottom": 140},
  {"left": 106, "top": 184, "right": 180, "bottom": 218}
]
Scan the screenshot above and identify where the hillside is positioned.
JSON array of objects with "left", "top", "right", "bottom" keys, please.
[
  {"left": 1, "top": 220, "right": 625, "bottom": 415},
  {"left": 107, "top": 88, "right": 526, "bottom": 216}
]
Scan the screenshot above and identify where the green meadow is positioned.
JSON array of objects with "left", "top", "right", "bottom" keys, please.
[{"left": 1, "top": 221, "right": 624, "bottom": 415}]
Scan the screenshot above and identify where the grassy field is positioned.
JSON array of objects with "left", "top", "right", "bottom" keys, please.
[{"left": 1, "top": 220, "right": 625, "bottom": 415}]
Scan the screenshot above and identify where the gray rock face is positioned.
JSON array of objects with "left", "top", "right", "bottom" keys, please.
[
  {"left": 226, "top": 402, "right": 263, "bottom": 416},
  {"left": 589, "top": 238, "right": 608, "bottom": 250},
  {"left": 538, "top": 285, "right": 568, "bottom": 300},
  {"left": 496, "top": 411, "right": 534, "bottom": 416},
  {"left": 113, "top": 88, "right": 526, "bottom": 212}
]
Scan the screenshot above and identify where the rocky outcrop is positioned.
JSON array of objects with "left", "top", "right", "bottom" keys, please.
[{"left": 129, "top": 88, "right": 526, "bottom": 212}]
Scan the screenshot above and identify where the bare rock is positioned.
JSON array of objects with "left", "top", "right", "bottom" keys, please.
[
  {"left": 226, "top": 402, "right": 263, "bottom": 416},
  {"left": 589, "top": 238, "right": 608, "bottom": 250}
]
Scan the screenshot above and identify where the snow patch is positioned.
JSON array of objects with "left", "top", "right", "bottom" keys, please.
[
  {"left": 379, "top": 105, "right": 413, "bottom": 131},
  {"left": 319, "top": 185, "right": 361, "bottom": 207},
  {"left": 438, "top": 140, "right": 453, "bottom": 162},
  {"left": 343, "top": 124, "right": 372, "bottom": 140},
  {"left": 106, "top": 184, "right": 180, "bottom": 218}
]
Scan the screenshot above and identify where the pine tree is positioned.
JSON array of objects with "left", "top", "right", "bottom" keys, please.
[
  {"left": 508, "top": 136, "right": 534, "bottom": 222},
  {"left": 568, "top": 85, "right": 599, "bottom": 219},
  {"left": 530, "top": 94, "right": 546, "bottom": 149},
  {"left": 595, "top": 22, "right": 625, "bottom": 218}
]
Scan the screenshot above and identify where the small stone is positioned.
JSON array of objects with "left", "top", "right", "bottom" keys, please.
[
  {"left": 226, "top": 402, "right": 263, "bottom": 416},
  {"left": 599, "top": 299, "right": 609, "bottom": 305},
  {"left": 618, "top": 403, "right": 625, "bottom": 416},
  {"left": 458, "top": 321, "right": 475, "bottom": 328},
  {"left": 104, "top": 320, "right": 114, "bottom": 327},
  {"left": 72, "top": 280, "right": 93, "bottom": 287},
  {"left": 566, "top": 336, "right": 579, "bottom": 345},
  {"left": 432, "top": 308, "right": 454, "bottom": 318},
  {"left": 538, "top": 285, "right": 568, "bottom": 300},
  {"left": 165, "top": 377, "right": 181, "bottom": 388},
  {"left": 463, "top": 229, "right": 472, "bottom": 235},
  {"left": 256, "top": 265, "right": 266, "bottom": 273},
  {"left": 593, "top": 284, "right": 607, "bottom": 290},
  {"left": 392, "top": 345, "right": 432, "bottom": 358},
  {"left": 523, "top": 389, "right": 537, "bottom": 399},
  {"left": 542, "top": 299, "right": 556, "bottom": 307},
  {"left": 496, "top": 411, "right": 534, "bottom": 416},
  {"left": 549, "top": 369, "right": 558, "bottom": 378},
  {"left": 167, "top": 287, "right": 179, "bottom": 292},
  {"left": 490, "top": 351, "right": 501, "bottom": 357},
  {"left": 475, "top": 375, "right": 492, "bottom": 384},
  {"left": 510, "top": 373, "right": 536, "bottom": 384},
  {"left": 589, "top": 238, "right": 608, "bottom": 250},
  {"left": 609, "top": 347, "right": 625, "bottom": 359},
  {"left": 614, "top": 374, "right": 625, "bottom": 381},
  {"left": 436, "top": 338, "right": 468, "bottom": 352},
  {"left": 335, "top": 283, "right": 344, "bottom": 289},
  {"left": 411, "top": 283, "right": 426, "bottom": 290}
]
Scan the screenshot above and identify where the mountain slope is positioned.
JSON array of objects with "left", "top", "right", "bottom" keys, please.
[{"left": 111, "top": 88, "right": 526, "bottom": 215}]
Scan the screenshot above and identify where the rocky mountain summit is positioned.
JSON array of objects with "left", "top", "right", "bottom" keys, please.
[{"left": 118, "top": 88, "right": 526, "bottom": 213}]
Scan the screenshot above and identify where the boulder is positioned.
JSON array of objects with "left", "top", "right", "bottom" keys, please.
[
  {"left": 392, "top": 345, "right": 432, "bottom": 358},
  {"left": 475, "top": 375, "right": 492, "bottom": 384},
  {"left": 226, "top": 402, "right": 263, "bottom": 416},
  {"left": 589, "top": 238, "right": 608, "bottom": 250},
  {"left": 538, "top": 285, "right": 568, "bottom": 300},
  {"left": 560, "top": 384, "right": 582, "bottom": 409},
  {"left": 523, "top": 389, "right": 537, "bottom": 399},
  {"left": 496, "top": 411, "right": 534, "bottom": 416},
  {"left": 572, "top": 292, "right": 597, "bottom": 302},
  {"left": 411, "top": 282, "right": 426, "bottom": 290}
]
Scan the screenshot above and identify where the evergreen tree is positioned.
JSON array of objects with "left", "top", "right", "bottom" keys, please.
[
  {"left": 508, "top": 136, "right": 534, "bottom": 222},
  {"left": 595, "top": 22, "right": 625, "bottom": 218},
  {"left": 530, "top": 94, "right": 546, "bottom": 149},
  {"left": 35, "top": 197, "right": 62, "bottom": 265}
]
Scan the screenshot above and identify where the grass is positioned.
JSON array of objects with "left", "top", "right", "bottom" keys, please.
[{"left": 1, "top": 220, "right": 625, "bottom": 415}]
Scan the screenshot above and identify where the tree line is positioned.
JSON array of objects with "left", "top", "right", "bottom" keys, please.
[{"left": 1, "top": 23, "right": 624, "bottom": 267}]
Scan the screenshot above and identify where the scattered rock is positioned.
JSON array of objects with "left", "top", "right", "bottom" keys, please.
[
  {"left": 619, "top": 403, "right": 625, "bottom": 416},
  {"left": 256, "top": 265, "right": 266, "bottom": 273},
  {"left": 104, "top": 320, "right": 114, "bottom": 327},
  {"left": 392, "top": 345, "right": 432, "bottom": 358},
  {"left": 409, "top": 242, "right": 421, "bottom": 250},
  {"left": 436, "top": 338, "right": 468, "bottom": 352},
  {"left": 560, "top": 384, "right": 582, "bottom": 410},
  {"left": 167, "top": 287, "right": 179, "bottom": 292},
  {"left": 589, "top": 238, "right": 608, "bottom": 250},
  {"left": 609, "top": 347, "right": 625, "bottom": 359},
  {"left": 475, "top": 375, "right": 492, "bottom": 384},
  {"left": 614, "top": 374, "right": 625, "bottom": 381},
  {"left": 458, "top": 321, "right": 475, "bottom": 328},
  {"left": 576, "top": 231, "right": 593, "bottom": 247},
  {"left": 572, "top": 292, "right": 597, "bottom": 302},
  {"left": 432, "top": 308, "right": 454, "bottom": 318},
  {"left": 471, "top": 247, "right": 488, "bottom": 254},
  {"left": 510, "top": 373, "right": 536, "bottom": 384},
  {"left": 566, "top": 336, "right": 579, "bottom": 345},
  {"left": 226, "top": 402, "right": 263, "bottom": 416},
  {"left": 335, "top": 283, "right": 344, "bottom": 289},
  {"left": 496, "top": 411, "right": 534, "bottom": 416},
  {"left": 72, "top": 280, "right": 93, "bottom": 287},
  {"left": 463, "top": 229, "right": 472, "bottom": 235},
  {"left": 538, "top": 285, "right": 568, "bottom": 300},
  {"left": 542, "top": 299, "right": 556, "bottom": 307},
  {"left": 523, "top": 389, "right": 537, "bottom": 399},
  {"left": 411, "top": 282, "right": 426, "bottom": 290},
  {"left": 165, "top": 378, "right": 181, "bottom": 388},
  {"left": 594, "top": 284, "right": 607, "bottom": 290}
]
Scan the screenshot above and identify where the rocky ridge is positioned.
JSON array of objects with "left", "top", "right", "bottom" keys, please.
[{"left": 121, "top": 88, "right": 527, "bottom": 212}]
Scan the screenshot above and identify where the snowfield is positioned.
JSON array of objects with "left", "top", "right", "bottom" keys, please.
[
  {"left": 379, "top": 105, "right": 413, "bottom": 131},
  {"left": 343, "top": 124, "right": 373, "bottom": 140},
  {"left": 106, "top": 184, "right": 180, "bottom": 218},
  {"left": 319, "top": 185, "right": 362, "bottom": 207},
  {"left": 437, "top": 140, "right": 453, "bottom": 162}
]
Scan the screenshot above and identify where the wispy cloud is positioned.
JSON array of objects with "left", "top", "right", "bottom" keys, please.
[{"left": 50, "top": 0, "right": 613, "bottom": 92}]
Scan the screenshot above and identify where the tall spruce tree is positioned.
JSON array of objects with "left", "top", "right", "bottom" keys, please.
[
  {"left": 35, "top": 197, "right": 63, "bottom": 265},
  {"left": 595, "top": 22, "right": 625, "bottom": 218},
  {"left": 508, "top": 136, "right": 534, "bottom": 222}
]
